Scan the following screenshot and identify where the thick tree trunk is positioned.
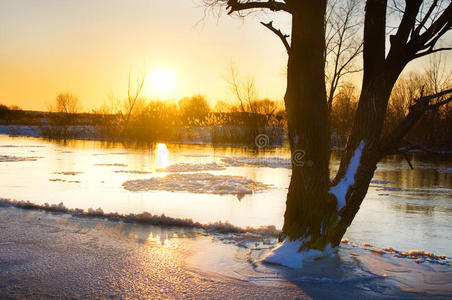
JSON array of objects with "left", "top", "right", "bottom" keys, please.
[{"left": 282, "top": 1, "right": 334, "bottom": 250}]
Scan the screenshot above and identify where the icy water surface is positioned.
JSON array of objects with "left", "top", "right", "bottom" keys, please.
[
  {"left": 0, "top": 135, "right": 451, "bottom": 298},
  {"left": 0, "top": 135, "right": 450, "bottom": 256}
]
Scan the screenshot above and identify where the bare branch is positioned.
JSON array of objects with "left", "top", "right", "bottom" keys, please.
[
  {"left": 223, "top": 0, "right": 292, "bottom": 15},
  {"left": 260, "top": 21, "right": 291, "bottom": 53},
  {"left": 407, "top": 2, "right": 452, "bottom": 60},
  {"left": 413, "top": 46, "right": 452, "bottom": 59},
  {"left": 413, "top": 0, "right": 439, "bottom": 36},
  {"left": 380, "top": 87, "right": 452, "bottom": 155}
]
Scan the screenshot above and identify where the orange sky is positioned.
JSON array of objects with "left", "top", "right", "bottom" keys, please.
[
  {"left": 0, "top": 0, "right": 291, "bottom": 111},
  {"left": 0, "top": 0, "right": 449, "bottom": 111}
]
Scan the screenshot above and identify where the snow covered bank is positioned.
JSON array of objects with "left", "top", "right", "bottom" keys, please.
[
  {"left": 0, "top": 125, "right": 41, "bottom": 137},
  {"left": 122, "top": 173, "right": 271, "bottom": 195}
]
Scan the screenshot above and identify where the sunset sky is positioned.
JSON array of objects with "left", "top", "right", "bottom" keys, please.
[{"left": 0, "top": 0, "right": 449, "bottom": 111}]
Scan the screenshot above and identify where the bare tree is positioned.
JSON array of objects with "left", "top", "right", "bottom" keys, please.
[
  {"left": 325, "top": 0, "right": 364, "bottom": 111},
  {"left": 123, "top": 71, "right": 146, "bottom": 128},
  {"left": 204, "top": 0, "right": 452, "bottom": 255},
  {"left": 52, "top": 92, "right": 81, "bottom": 114},
  {"left": 224, "top": 62, "right": 258, "bottom": 113}
]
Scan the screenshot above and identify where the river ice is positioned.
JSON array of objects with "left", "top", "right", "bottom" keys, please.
[
  {"left": 122, "top": 173, "right": 271, "bottom": 195},
  {"left": 156, "top": 162, "right": 226, "bottom": 172},
  {"left": 0, "top": 135, "right": 451, "bottom": 298}
]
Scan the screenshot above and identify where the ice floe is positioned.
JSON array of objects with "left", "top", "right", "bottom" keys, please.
[
  {"left": 114, "top": 170, "right": 154, "bottom": 174},
  {"left": 221, "top": 157, "right": 291, "bottom": 169},
  {"left": 370, "top": 180, "right": 395, "bottom": 185},
  {"left": 53, "top": 171, "right": 83, "bottom": 176},
  {"left": 0, "top": 144, "right": 45, "bottom": 148},
  {"left": 156, "top": 162, "right": 226, "bottom": 172},
  {"left": 94, "top": 163, "right": 128, "bottom": 167},
  {"left": 0, "top": 155, "right": 41, "bottom": 162},
  {"left": 93, "top": 152, "right": 129, "bottom": 156},
  {"left": 49, "top": 178, "right": 81, "bottom": 183},
  {"left": 122, "top": 173, "right": 271, "bottom": 195}
]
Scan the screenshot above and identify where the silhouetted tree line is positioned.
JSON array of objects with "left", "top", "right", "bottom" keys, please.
[{"left": 0, "top": 68, "right": 450, "bottom": 148}]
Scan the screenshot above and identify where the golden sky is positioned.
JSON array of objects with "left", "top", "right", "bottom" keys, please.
[
  {"left": 0, "top": 0, "right": 290, "bottom": 111},
  {"left": 0, "top": 0, "right": 449, "bottom": 111}
]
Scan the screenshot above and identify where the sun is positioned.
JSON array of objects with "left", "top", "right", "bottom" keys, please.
[{"left": 149, "top": 68, "right": 176, "bottom": 97}]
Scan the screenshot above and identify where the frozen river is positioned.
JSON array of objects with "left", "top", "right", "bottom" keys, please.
[
  {"left": 0, "top": 134, "right": 451, "bottom": 298},
  {"left": 0, "top": 135, "right": 450, "bottom": 255}
]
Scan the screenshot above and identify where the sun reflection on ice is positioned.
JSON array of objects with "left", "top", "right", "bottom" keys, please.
[
  {"left": 147, "top": 233, "right": 178, "bottom": 247},
  {"left": 155, "top": 143, "right": 169, "bottom": 169}
]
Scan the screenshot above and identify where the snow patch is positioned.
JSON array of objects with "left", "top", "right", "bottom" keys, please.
[
  {"left": 123, "top": 173, "right": 271, "bottom": 195},
  {"left": 329, "top": 140, "right": 365, "bottom": 211},
  {"left": 263, "top": 239, "right": 334, "bottom": 269},
  {"left": 156, "top": 162, "right": 226, "bottom": 173}
]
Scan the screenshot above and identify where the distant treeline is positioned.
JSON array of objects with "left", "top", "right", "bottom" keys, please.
[{"left": 0, "top": 72, "right": 450, "bottom": 149}]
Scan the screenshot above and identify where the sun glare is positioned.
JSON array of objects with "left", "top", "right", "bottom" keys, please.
[{"left": 150, "top": 68, "right": 176, "bottom": 97}]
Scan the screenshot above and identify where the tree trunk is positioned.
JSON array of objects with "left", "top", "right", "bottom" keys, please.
[{"left": 282, "top": 1, "right": 334, "bottom": 250}]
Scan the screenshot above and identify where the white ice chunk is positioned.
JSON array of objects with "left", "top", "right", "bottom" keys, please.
[
  {"left": 123, "top": 173, "right": 271, "bottom": 195},
  {"left": 329, "top": 140, "right": 365, "bottom": 211}
]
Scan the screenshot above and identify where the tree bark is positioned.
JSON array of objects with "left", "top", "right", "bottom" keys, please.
[{"left": 282, "top": 1, "right": 334, "bottom": 250}]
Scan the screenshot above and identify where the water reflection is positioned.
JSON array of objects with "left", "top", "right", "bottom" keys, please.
[{"left": 155, "top": 143, "right": 169, "bottom": 169}]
